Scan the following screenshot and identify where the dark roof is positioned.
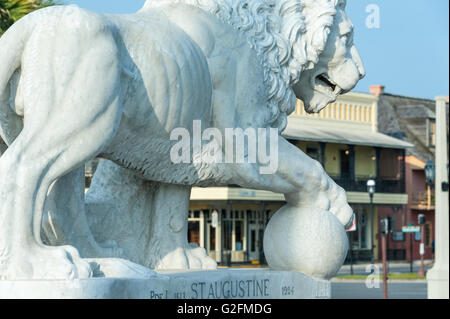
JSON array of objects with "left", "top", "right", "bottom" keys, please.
[{"left": 377, "top": 93, "right": 449, "bottom": 163}]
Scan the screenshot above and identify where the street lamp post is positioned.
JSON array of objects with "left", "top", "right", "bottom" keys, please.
[
  {"left": 380, "top": 218, "right": 390, "bottom": 299},
  {"left": 424, "top": 161, "right": 435, "bottom": 210},
  {"left": 418, "top": 214, "right": 426, "bottom": 276},
  {"left": 367, "top": 179, "right": 376, "bottom": 266},
  {"left": 419, "top": 161, "right": 435, "bottom": 277}
]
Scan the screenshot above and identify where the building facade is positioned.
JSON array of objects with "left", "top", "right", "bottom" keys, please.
[
  {"left": 372, "top": 85, "right": 449, "bottom": 262},
  {"left": 187, "top": 91, "right": 411, "bottom": 264}
]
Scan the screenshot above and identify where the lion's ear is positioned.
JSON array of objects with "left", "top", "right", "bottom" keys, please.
[{"left": 312, "top": 26, "right": 331, "bottom": 52}]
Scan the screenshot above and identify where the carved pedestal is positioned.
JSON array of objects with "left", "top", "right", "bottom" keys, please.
[{"left": 0, "top": 261, "right": 330, "bottom": 299}]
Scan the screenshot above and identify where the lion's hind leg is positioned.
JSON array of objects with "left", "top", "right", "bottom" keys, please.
[
  {"left": 146, "top": 183, "right": 217, "bottom": 270},
  {"left": 0, "top": 89, "right": 122, "bottom": 280},
  {"left": 42, "top": 165, "right": 124, "bottom": 259},
  {"left": 0, "top": 15, "right": 123, "bottom": 279}
]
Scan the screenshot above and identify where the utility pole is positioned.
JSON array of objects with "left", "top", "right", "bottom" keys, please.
[
  {"left": 410, "top": 232, "right": 413, "bottom": 273},
  {"left": 418, "top": 214, "right": 426, "bottom": 277},
  {"left": 380, "top": 218, "right": 389, "bottom": 299},
  {"left": 367, "top": 179, "right": 376, "bottom": 266},
  {"left": 427, "top": 96, "right": 449, "bottom": 299}
]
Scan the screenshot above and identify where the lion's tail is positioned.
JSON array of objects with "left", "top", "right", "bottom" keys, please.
[{"left": 0, "top": 15, "right": 36, "bottom": 147}]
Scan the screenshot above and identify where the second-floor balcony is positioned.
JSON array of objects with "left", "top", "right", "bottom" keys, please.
[
  {"left": 330, "top": 175, "right": 406, "bottom": 194},
  {"left": 410, "top": 190, "right": 435, "bottom": 210}
]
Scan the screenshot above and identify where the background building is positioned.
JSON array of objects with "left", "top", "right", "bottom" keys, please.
[
  {"left": 0, "top": 91, "right": 422, "bottom": 266},
  {"left": 371, "top": 85, "right": 449, "bottom": 263},
  {"left": 188, "top": 92, "right": 411, "bottom": 265}
]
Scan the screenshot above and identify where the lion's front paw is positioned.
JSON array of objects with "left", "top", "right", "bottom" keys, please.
[
  {"left": 154, "top": 245, "right": 217, "bottom": 270},
  {"left": 328, "top": 182, "right": 354, "bottom": 229},
  {"left": 2, "top": 244, "right": 92, "bottom": 280},
  {"left": 285, "top": 178, "right": 354, "bottom": 229}
]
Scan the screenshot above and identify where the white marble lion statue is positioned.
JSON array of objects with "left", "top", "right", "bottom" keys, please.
[{"left": 0, "top": 0, "right": 364, "bottom": 280}]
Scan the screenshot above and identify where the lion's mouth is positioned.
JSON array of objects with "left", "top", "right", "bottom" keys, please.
[{"left": 315, "top": 73, "right": 343, "bottom": 97}]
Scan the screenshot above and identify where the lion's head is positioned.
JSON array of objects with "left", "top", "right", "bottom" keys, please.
[
  {"left": 144, "top": 0, "right": 365, "bottom": 130},
  {"left": 293, "top": 0, "right": 365, "bottom": 114}
]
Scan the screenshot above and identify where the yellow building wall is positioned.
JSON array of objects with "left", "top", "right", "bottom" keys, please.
[
  {"left": 290, "top": 142, "right": 376, "bottom": 180},
  {"left": 354, "top": 145, "right": 376, "bottom": 178},
  {"left": 324, "top": 143, "right": 343, "bottom": 176}
]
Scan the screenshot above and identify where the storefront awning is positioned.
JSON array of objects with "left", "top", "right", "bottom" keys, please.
[
  {"left": 282, "top": 124, "right": 413, "bottom": 149},
  {"left": 190, "top": 187, "right": 408, "bottom": 205}
]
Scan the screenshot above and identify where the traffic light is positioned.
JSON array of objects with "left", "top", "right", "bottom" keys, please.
[
  {"left": 380, "top": 218, "right": 390, "bottom": 236},
  {"left": 418, "top": 214, "right": 426, "bottom": 226}
]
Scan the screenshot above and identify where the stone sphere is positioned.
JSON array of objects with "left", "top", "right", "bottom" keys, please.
[{"left": 263, "top": 205, "right": 348, "bottom": 280}]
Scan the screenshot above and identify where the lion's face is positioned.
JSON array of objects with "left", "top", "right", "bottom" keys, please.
[{"left": 293, "top": 0, "right": 365, "bottom": 113}]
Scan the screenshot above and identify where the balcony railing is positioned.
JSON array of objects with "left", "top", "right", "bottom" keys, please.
[
  {"left": 330, "top": 175, "right": 405, "bottom": 193},
  {"left": 228, "top": 175, "right": 405, "bottom": 194},
  {"left": 411, "top": 191, "right": 435, "bottom": 208}
]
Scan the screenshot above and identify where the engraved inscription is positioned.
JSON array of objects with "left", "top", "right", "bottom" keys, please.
[{"left": 190, "top": 279, "right": 270, "bottom": 299}]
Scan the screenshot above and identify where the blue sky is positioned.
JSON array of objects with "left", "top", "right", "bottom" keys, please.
[{"left": 65, "top": 0, "right": 449, "bottom": 99}]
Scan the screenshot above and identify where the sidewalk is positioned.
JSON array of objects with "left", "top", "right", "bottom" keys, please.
[
  {"left": 219, "top": 260, "right": 434, "bottom": 271},
  {"left": 338, "top": 260, "right": 434, "bottom": 275},
  {"left": 334, "top": 260, "right": 433, "bottom": 283}
]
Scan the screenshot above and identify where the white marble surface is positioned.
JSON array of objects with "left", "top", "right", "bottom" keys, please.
[
  {"left": 264, "top": 205, "right": 348, "bottom": 279},
  {"left": 0, "top": 0, "right": 364, "bottom": 283},
  {"left": 426, "top": 97, "right": 449, "bottom": 299},
  {"left": 0, "top": 267, "right": 330, "bottom": 299}
]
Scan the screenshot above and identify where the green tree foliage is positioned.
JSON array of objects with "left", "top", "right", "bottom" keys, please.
[{"left": 0, "top": 0, "right": 61, "bottom": 36}]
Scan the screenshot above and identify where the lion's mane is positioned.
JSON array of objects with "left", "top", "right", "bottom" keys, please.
[{"left": 144, "top": 0, "right": 337, "bottom": 131}]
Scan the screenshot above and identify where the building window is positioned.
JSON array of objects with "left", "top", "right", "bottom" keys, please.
[
  {"left": 235, "top": 220, "right": 243, "bottom": 251},
  {"left": 188, "top": 221, "right": 200, "bottom": 246},
  {"left": 340, "top": 149, "right": 351, "bottom": 179},
  {"left": 209, "top": 226, "right": 216, "bottom": 251},
  {"left": 250, "top": 229, "right": 256, "bottom": 252},
  {"left": 392, "top": 231, "right": 405, "bottom": 242},
  {"left": 223, "top": 220, "right": 232, "bottom": 250},
  {"left": 349, "top": 205, "right": 370, "bottom": 250},
  {"left": 414, "top": 231, "right": 421, "bottom": 241}
]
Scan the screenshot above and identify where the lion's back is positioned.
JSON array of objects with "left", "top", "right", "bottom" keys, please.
[
  {"left": 98, "top": 9, "right": 217, "bottom": 184},
  {"left": 108, "top": 10, "right": 213, "bottom": 133}
]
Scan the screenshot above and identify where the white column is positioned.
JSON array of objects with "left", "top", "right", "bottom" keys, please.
[
  {"left": 216, "top": 208, "right": 222, "bottom": 263},
  {"left": 427, "top": 96, "right": 449, "bottom": 299},
  {"left": 200, "top": 211, "right": 205, "bottom": 248}
]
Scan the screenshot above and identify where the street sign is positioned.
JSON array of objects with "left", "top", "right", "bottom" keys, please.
[
  {"left": 402, "top": 226, "right": 420, "bottom": 233},
  {"left": 420, "top": 243, "right": 425, "bottom": 256}
]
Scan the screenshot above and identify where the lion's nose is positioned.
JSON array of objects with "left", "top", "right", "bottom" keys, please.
[
  {"left": 359, "top": 66, "right": 366, "bottom": 79},
  {"left": 359, "top": 63, "right": 366, "bottom": 79},
  {"left": 351, "top": 45, "right": 365, "bottom": 79}
]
